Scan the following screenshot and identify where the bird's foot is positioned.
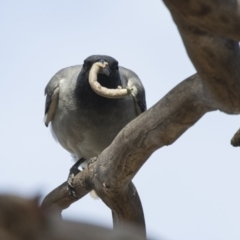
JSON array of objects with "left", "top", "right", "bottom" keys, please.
[{"left": 67, "top": 158, "right": 85, "bottom": 199}]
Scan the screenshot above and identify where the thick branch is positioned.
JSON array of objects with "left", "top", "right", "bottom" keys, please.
[
  {"left": 163, "top": 0, "right": 240, "bottom": 41},
  {"left": 163, "top": 0, "right": 240, "bottom": 113}
]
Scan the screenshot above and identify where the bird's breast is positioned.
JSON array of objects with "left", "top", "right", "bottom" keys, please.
[{"left": 51, "top": 79, "right": 138, "bottom": 159}]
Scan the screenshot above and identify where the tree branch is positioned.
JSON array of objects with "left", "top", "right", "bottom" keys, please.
[
  {"left": 163, "top": 0, "right": 240, "bottom": 113},
  {"left": 163, "top": 0, "right": 240, "bottom": 41}
]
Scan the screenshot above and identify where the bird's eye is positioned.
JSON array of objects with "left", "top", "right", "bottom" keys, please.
[
  {"left": 83, "top": 60, "right": 91, "bottom": 68},
  {"left": 112, "top": 64, "right": 118, "bottom": 70}
]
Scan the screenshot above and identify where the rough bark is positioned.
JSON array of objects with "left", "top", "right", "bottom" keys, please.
[
  {"left": 42, "top": 0, "right": 240, "bottom": 238},
  {"left": 163, "top": 0, "right": 240, "bottom": 114}
]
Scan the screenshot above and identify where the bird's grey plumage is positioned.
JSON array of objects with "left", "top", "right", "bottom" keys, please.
[{"left": 44, "top": 55, "right": 146, "bottom": 166}]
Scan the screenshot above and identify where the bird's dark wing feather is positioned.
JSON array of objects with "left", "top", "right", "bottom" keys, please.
[
  {"left": 44, "top": 79, "right": 60, "bottom": 127},
  {"left": 44, "top": 94, "right": 52, "bottom": 116},
  {"left": 135, "top": 97, "right": 147, "bottom": 113}
]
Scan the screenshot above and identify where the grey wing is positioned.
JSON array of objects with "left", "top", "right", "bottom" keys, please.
[
  {"left": 44, "top": 75, "right": 61, "bottom": 127},
  {"left": 44, "top": 65, "right": 82, "bottom": 127},
  {"left": 119, "top": 67, "right": 147, "bottom": 115}
]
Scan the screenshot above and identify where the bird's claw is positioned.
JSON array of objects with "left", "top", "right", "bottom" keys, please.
[
  {"left": 67, "top": 173, "right": 78, "bottom": 198},
  {"left": 67, "top": 158, "right": 85, "bottom": 198}
]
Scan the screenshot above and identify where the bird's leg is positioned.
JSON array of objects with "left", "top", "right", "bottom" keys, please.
[{"left": 67, "top": 157, "right": 85, "bottom": 198}]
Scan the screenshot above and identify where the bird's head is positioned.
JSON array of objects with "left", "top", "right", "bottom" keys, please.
[
  {"left": 77, "top": 55, "right": 130, "bottom": 100},
  {"left": 81, "top": 55, "right": 120, "bottom": 88}
]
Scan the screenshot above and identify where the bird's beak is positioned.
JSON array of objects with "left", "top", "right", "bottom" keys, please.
[{"left": 97, "top": 59, "right": 110, "bottom": 76}]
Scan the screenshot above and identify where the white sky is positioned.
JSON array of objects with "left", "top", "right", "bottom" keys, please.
[{"left": 1, "top": 1, "right": 240, "bottom": 239}]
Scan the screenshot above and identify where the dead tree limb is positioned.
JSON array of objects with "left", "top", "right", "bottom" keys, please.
[
  {"left": 163, "top": 0, "right": 240, "bottom": 41},
  {"left": 42, "top": 0, "right": 240, "bottom": 238},
  {"left": 163, "top": 0, "right": 240, "bottom": 113}
]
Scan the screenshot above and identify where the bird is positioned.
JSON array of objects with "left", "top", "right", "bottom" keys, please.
[{"left": 44, "top": 55, "right": 146, "bottom": 197}]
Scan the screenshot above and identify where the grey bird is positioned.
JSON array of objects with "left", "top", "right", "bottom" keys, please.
[{"left": 44, "top": 55, "right": 146, "bottom": 197}]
